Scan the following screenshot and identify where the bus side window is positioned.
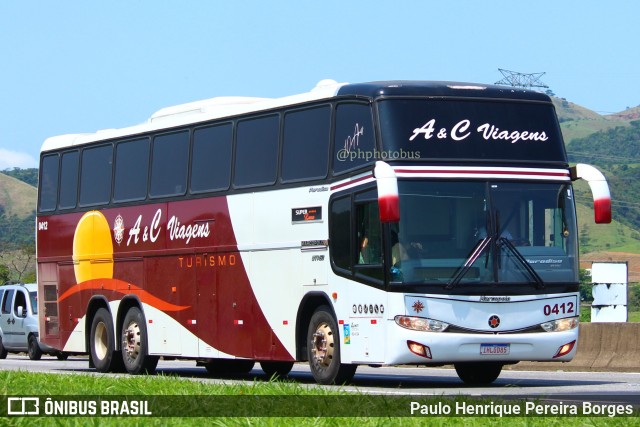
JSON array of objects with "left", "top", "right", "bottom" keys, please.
[
  {"left": 329, "top": 195, "right": 352, "bottom": 272},
  {"left": 354, "top": 200, "right": 384, "bottom": 282},
  {"left": 79, "top": 144, "right": 113, "bottom": 207},
  {"left": 332, "top": 103, "right": 375, "bottom": 175},
  {"left": 234, "top": 115, "right": 279, "bottom": 188},
  {"left": 281, "top": 106, "right": 330, "bottom": 182},
  {"left": 191, "top": 124, "right": 232, "bottom": 193},
  {"left": 38, "top": 154, "right": 59, "bottom": 212},
  {"left": 151, "top": 131, "right": 189, "bottom": 198},
  {"left": 58, "top": 150, "right": 79, "bottom": 210},
  {"left": 356, "top": 202, "right": 382, "bottom": 265},
  {"left": 114, "top": 138, "right": 150, "bottom": 203}
]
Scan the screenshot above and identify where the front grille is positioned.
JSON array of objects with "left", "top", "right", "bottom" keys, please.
[{"left": 444, "top": 324, "right": 546, "bottom": 334}]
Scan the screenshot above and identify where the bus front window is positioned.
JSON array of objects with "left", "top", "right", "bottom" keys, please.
[{"left": 390, "top": 181, "right": 578, "bottom": 291}]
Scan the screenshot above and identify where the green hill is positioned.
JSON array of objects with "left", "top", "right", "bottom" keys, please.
[
  {"left": 0, "top": 172, "right": 37, "bottom": 249},
  {"left": 0, "top": 172, "right": 36, "bottom": 218}
]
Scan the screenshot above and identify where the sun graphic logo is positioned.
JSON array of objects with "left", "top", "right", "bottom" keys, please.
[
  {"left": 73, "top": 211, "right": 114, "bottom": 284},
  {"left": 113, "top": 215, "right": 125, "bottom": 245},
  {"left": 412, "top": 300, "right": 425, "bottom": 313}
]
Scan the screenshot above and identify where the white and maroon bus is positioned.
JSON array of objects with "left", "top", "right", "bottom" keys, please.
[{"left": 36, "top": 80, "right": 611, "bottom": 384}]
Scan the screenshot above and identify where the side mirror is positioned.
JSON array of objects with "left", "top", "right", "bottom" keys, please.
[
  {"left": 17, "top": 306, "right": 25, "bottom": 318},
  {"left": 374, "top": 161, "right": 400, "bottom": 223},
  {"left": 570, "top": 164, "right": 611, "bottom": 224}
]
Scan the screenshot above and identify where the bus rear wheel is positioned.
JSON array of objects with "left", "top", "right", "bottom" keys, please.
[
  {"left": 307, "top": 306, "right": 356, "bottom": 385},
  {"left": 454, "top": 362, "right": 503, "bottom": 385},
  {"left": 121, "top": 306, "right": 158, "bottom": 374},
  {"left": 90, "top": 307, "right": 122, "bottom": 372}
]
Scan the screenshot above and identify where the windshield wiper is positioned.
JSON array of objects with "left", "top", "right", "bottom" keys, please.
[
  {"left": 445, "top": 237, "right": 492, "bottom": 290},
  {"left": 498, "top": 237, "right": 545, "bottom": 289}
]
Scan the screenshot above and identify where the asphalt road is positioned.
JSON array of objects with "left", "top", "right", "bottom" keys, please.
[{"left": 1, "top": 354, "right": 639, "bottom": 407}]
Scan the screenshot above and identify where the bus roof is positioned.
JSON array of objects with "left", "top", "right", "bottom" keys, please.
[
  {"left": 40, "top": 79, "right": 552, "bottom": 153},
  {"left": 337, "top": 80, "right": 552, "bottom": 101}
]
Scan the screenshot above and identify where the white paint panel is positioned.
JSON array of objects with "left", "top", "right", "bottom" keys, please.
[
  {"left": 592, "top": 283, "right": 627, "bottom": 306},
  {"left": 591, "top": 262, "right": 628, "bottom": 284},
  {"left": 591, "top": 305, "right": 627, "bottom": 322}
]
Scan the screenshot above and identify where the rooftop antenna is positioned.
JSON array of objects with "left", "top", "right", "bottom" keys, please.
[{"left": 495, "top": 69, "right": 549, "bottom": 90}]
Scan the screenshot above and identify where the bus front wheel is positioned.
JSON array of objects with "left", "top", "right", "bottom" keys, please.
[
  {"left": 307, "top": 306, "right": 356, "bottom": 385},
  {"left": 121, "top": 306, "right": 158, "bottom": 374},
  {"left": 454, "top": 362, "right": 503, "bottom": 385}
]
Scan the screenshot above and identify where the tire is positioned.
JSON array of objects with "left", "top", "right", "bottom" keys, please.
[
  {"left": 56, "top": 352, "right": 69, "bottom": 361},
  {"left": 307, "top": 306, "right": 357, "bottom": 385},
  {"left": 0, "top": 337, "right": 9, "bottom": 359},
  {"left": 121, "top": 306, "right": 158, "bottom": 374},
  {"left": 90, "top": 307, "right": 121, "bottom": 372},
  {"left": 260, "top": 361, "right": 294, "bottom": 378},
  {"left": 28, "top": 335, "right": 43, "bottom": 360},
  {"left": 454, "top": 362, "right": 503, "bottom": 385},
  {"left": 204, "top": 359, "right": 255, "bottom": 375},
  {"left": 0, "top": 337, "right": 8, "bottom": 359}
]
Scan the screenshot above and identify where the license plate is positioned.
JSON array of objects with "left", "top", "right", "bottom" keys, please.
[{"left": 480, "top": 344, "right": 510, "bottom": 355}]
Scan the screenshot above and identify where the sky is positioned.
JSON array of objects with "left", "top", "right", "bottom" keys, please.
[{"left": 1, "top": 0, "right": 639, "bottom": 170}]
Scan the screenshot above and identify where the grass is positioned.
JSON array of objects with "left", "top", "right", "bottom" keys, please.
[{"left": 0, "top": 371, "right": 638, "bottom": 426}]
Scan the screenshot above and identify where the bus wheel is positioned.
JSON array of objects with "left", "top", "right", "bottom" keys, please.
[
  {"left": 307, "top": 306, "right": 357, "bottom": 385},
  {"left": 260, "top": 361, "right": 294, "bottom": 378},
  {"left": 205, "top": 359, "right": 255, "bottom": 375},
  {"left": 454, "top": 362, "right": 503, "bottom": 385},
  {"left": 121, "top": 306, "right": 158, "bottom": 375},
  {"left": 28, "top": 335, "right": 43, "bottom": 360},
  {"left": 90, "top": 308, "right": 120, "bottom": 372}
]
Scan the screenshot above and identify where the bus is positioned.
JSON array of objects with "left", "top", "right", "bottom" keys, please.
[{"left": 36, "top": 80, "right": 611, "bottom": 384}]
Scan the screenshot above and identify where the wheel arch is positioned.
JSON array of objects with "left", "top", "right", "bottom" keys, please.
[
  {"left": 116, "top": 295, "right": 144, "bottom": 347},
  {"left": 295, "top": 291, "right": 335, "bottom": 361}
]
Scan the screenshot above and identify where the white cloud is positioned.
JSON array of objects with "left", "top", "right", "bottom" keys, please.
[{"left": 0, "top": 148, "right": 38, "bottom": 170}]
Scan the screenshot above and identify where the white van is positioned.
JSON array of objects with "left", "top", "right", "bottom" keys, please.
[{"left": 0, "top": 282, "right": 64, "bottom": 360}]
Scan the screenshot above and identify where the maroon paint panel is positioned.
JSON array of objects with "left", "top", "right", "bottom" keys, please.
[{"left": 37, "top": 196, "right": 293, "bottom": 361}]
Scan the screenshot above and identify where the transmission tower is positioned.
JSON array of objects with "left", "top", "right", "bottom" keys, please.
[{"left": 495, "top": 68, "right": 549, "bottom": 90}]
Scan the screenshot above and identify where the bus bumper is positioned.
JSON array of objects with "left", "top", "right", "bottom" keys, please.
[{"left": 385, "top": 323, "right": 579, "bottom": 365}]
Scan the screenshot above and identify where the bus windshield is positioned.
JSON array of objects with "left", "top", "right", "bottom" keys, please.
[{"left": 389, "top": 181, "right": 578, "bottom": 289}]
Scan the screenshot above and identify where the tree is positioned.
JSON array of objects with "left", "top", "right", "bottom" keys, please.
[
  {"left": 0, "top": 263, "right": 10, "bottom": 284},
  {"left": 579, "top": 268, "right": 593, "bottom": 302},
  {"left": 0, "top": 243, "right": 36, "bottom": 283}
]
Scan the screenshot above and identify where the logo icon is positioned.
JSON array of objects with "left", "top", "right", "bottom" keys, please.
[
  {"left": 412, "top": 300, "right": 425, "bottom": 314},
  {"left": 488, "top": 315, "right": 501, "bottom": 328},
  {"left": 113, "top": 215, "right": 125, "bottom": 245}
]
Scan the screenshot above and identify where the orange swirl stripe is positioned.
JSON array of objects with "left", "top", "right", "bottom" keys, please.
[{"left": 58, "top": 278, "right": 190, "bottom": 312}]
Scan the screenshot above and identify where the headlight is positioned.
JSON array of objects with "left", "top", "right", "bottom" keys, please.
[
  {"left": 540, "top": 316, "right": 579, "bottom": 332},
  {"left": 395, "top": 315, "right": 449, "bottom": 332}
]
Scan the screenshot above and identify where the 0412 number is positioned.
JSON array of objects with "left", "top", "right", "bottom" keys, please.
[{"left": 543, "top": 302, "right": 574, "bottom": 316}]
